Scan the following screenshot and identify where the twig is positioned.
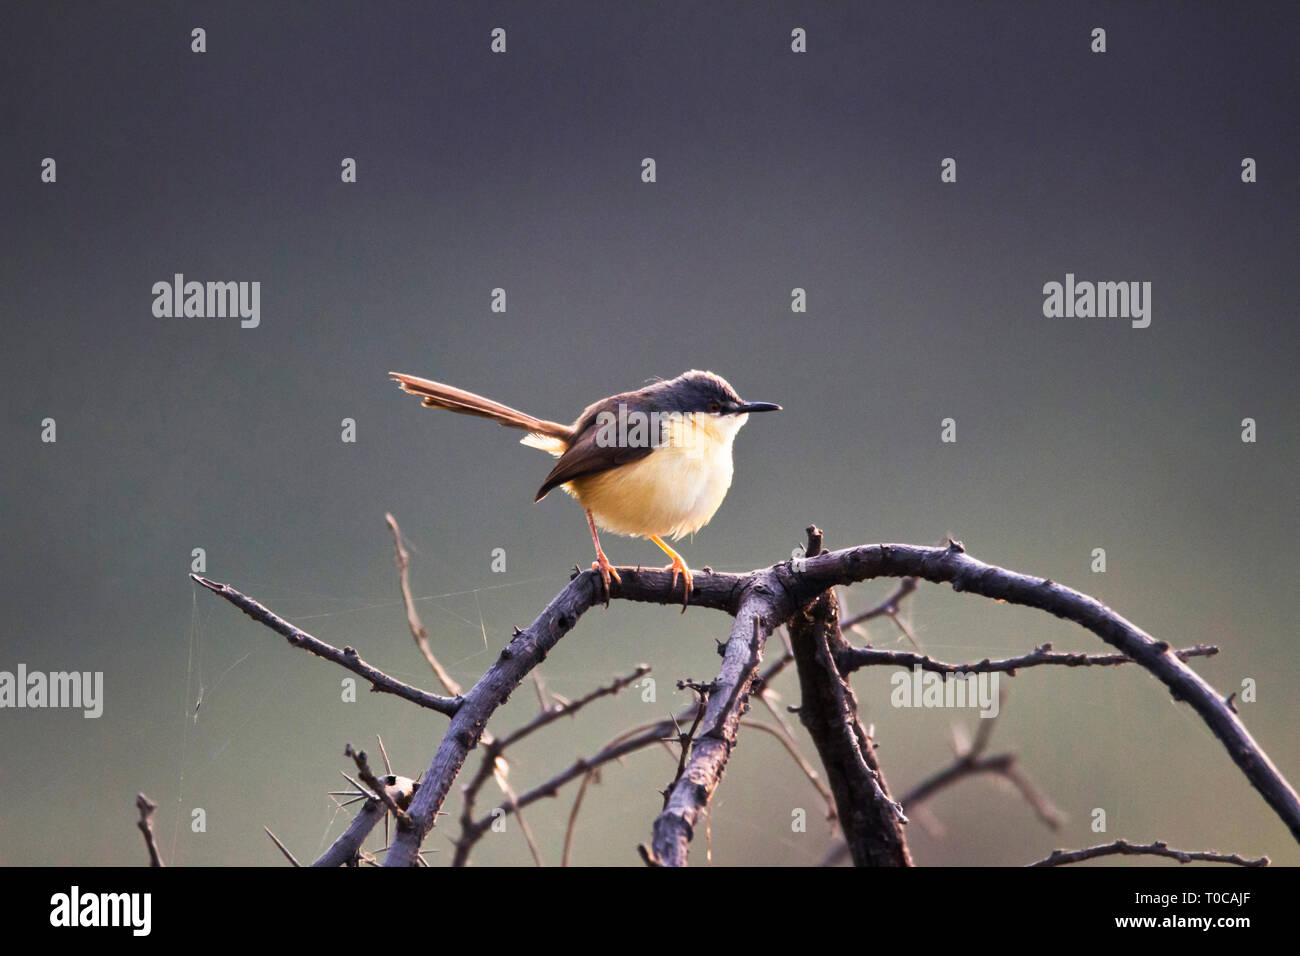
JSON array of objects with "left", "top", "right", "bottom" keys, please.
[
  {"left": 1028, "top": 839, "right": 1268, "bottom": 867},
  {"left": 386, "top": 513, "right": 461, "bottom": 696},
  {"left": 562, "top": 770, "right": 598, "bottom": 867},
  {"left": 738, "top": 719, "right": 834, "bottom": 813},
  {"left": 497, "top": 666, "right": 651, "bottom": 752},
  {"left": 456, "top": 717, "right": 683, "bottom": 865},
  {"left": 901, "top": 731, "right": 1063, "bottom": 830},
  {"left": 452, "top": 664, "right": 651, "bottom": 864},
  {"left": 839, "top": 641, "right": 1219, "bottom": 676},
  {"left": 842, "top": 576, "right": 917, "bottom": 628},
  {"left": 135, "top": 792, "right": 163, "bottom": 867},
  {"left": 665, "top": 688, "right": 710, "bottom": 805},
  {"left": 190, "top": 574, "right": 460, "bottom": 715},
  {"left": 459, "top": 652, "right": 800, "bottom": 865},
  {"left": 344, "top": 744, "right": 412, "bottom": 828},
  {"left": 898, "top": 702, "right": 1061, "bottom": 838}
]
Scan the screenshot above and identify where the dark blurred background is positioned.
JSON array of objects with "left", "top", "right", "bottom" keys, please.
[{"left": 2, "top": 1, "right": 1297, "bottom": 866}]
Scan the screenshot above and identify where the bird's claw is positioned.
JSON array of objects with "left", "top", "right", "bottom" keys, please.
[
  {"left": 666, "top": 558, "right": 693, "bottom": 613},
  {"left": 591, "top": 555, "right": 621, "bottom": 607}
]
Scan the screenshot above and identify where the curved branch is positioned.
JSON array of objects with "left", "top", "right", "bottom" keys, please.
[
  {"left": 1028, "top": 839, "right": 1268, "bottom": 867},
  {"left": 787, "top": 539, "right": 1300, "bottom": 843}
]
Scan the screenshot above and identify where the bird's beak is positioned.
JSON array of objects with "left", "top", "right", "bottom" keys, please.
[{"left": 732, "top": 401, "right": 782, "bottom": 414}]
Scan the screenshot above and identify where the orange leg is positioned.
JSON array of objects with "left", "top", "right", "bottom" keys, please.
[
  {"left": 586, "top": 510, "right": 621, "bottom": 607},
  {"left": 650, "top": 535, "right": 693, "bottom": 612}
]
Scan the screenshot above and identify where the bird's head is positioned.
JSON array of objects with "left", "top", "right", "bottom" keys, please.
[{"left": 652, "top": 370, "right": 782, "bottom": 421}]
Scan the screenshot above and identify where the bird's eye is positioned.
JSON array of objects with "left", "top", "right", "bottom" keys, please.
[{"left": 708, "top": 401, "right": 721, "bottom": 413}]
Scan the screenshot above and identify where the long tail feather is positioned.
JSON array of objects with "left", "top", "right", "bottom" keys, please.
[{"left": 389, "top": 372, "right": 573, "bottom": 441}]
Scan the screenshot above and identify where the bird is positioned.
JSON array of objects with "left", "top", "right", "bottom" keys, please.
[{"left": 389, "top": 369, "right": 781, "bottom": 610}]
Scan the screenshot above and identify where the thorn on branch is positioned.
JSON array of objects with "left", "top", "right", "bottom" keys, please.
[
  {"left": 264, "top": 826, "right": 301, "bottom": 866},
  {"left": 344, "top": 743, "right": 413, "bottom": 828}
]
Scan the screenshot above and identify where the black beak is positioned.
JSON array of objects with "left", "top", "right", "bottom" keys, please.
[{"left": 731, "top": 401, "right": 782, "bottom": 414}]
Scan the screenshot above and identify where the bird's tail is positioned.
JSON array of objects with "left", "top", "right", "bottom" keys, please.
[{"left": 389, "top": 373, "right": 573, "bottom": 447}]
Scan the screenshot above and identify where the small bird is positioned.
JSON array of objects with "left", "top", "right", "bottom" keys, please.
[{"left": 389, "top": 370, "right": 781, "bottom": 609}]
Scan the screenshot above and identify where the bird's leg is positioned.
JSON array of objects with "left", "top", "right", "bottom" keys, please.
[
  {"left": 649, "top": 535, "right": 693, "bottom": 612},
  {"left": 586, "top": 510, "right": 621, "bottom": 607}
]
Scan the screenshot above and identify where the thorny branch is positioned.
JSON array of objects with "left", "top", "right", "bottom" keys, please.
[
  {"left": 453, "top": 649, "right": 801, "bottom": 866},
  {"left": 838, "top": 641, "right": 1219, "bottom": 676},
  {"left": 1028, "top": 839, "right": 1269, "bottom": 868},
  {"left": 786, "top": 529, "right": 911, "bottom": 866},
  {"left": 192, "top": 523, "right": 1299, "bottom": 866},
  {"left": 451, "top": 664, "right": 651, "bottom": 865},
  {"left": 190, "top": 574, "right": 461, "bottom": 716}
]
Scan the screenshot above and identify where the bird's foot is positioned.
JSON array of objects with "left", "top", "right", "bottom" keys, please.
[
  {"left": 591, "top": 554, "right": 622, "bottom": 608},
  {"left": 665, "top": 555, "right": 693, "bottom": 613}
]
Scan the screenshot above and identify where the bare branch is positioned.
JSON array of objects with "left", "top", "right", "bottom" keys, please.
[
  {"left": 457, "top": 650, "right": 804, "bottom": 865},
  {"left": 344, "top": 744, "right": 412, "bottom": 828},
  {"left": 738, "top": 718, "right": 835, "bottom": 813},
  {"left": 198, "top": 529, "right": 1300, "bottom": 865},
  {"left": 643, "top": 610, "right": 771, "bottom": 866},
  {"left": 900, "top": 708, "right": 1063, "bottom": 829},
  {"left": 497, "top": 665, "right": 651, "bottom": 752},
  {"left": 451, "top": 664, "right": 652, "bottom": 865},
  {"left": 386, "top": 513, "right": 461, "bottom": 695},
  {"left": 839, "top": 641, "right": 1219, "bottom": 676},
  {"left": 456, "top": 717, "right": 682, "bottom": 865},
  {"left": 786, "top": 533, "right": 911, "bottom": 866},
  {"left": 842, "top": 576, "right": 917, "bottom": 629},
  {"left": 190, "top": 574, "right": 461, "bottom": 716},
  {"left": 385, "top": 563, "right": 740, "bottom": 866},
  {"left": 1028, "top": 839, "right": 1268, "bottom": 868},
  {"left": 562, "top": 770, "right": 598, "bottom": 867},
  {"left": 312, "top": 775, "right": 417, "bottom": 867},
  {"left": 664, "top": 687, "right": 710, "bottom": 804},
  {"left": 135, "top": 792, "right": 163, "bottom": 867},
  {"left": 789, "top": 538, "right": 1300, "bottom": 843}
]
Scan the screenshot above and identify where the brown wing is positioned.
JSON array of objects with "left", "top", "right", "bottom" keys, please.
[{"left": 534, "top": 396, "right": 657, "bottom": 501}]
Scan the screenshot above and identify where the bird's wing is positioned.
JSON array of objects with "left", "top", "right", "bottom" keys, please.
[{"left": 534, "top": 397, "right": 657, "bottom": 501}]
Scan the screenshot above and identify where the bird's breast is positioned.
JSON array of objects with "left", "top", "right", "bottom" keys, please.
[{"left": 567, "top": 412, "right": 741, "bottom": 539}]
